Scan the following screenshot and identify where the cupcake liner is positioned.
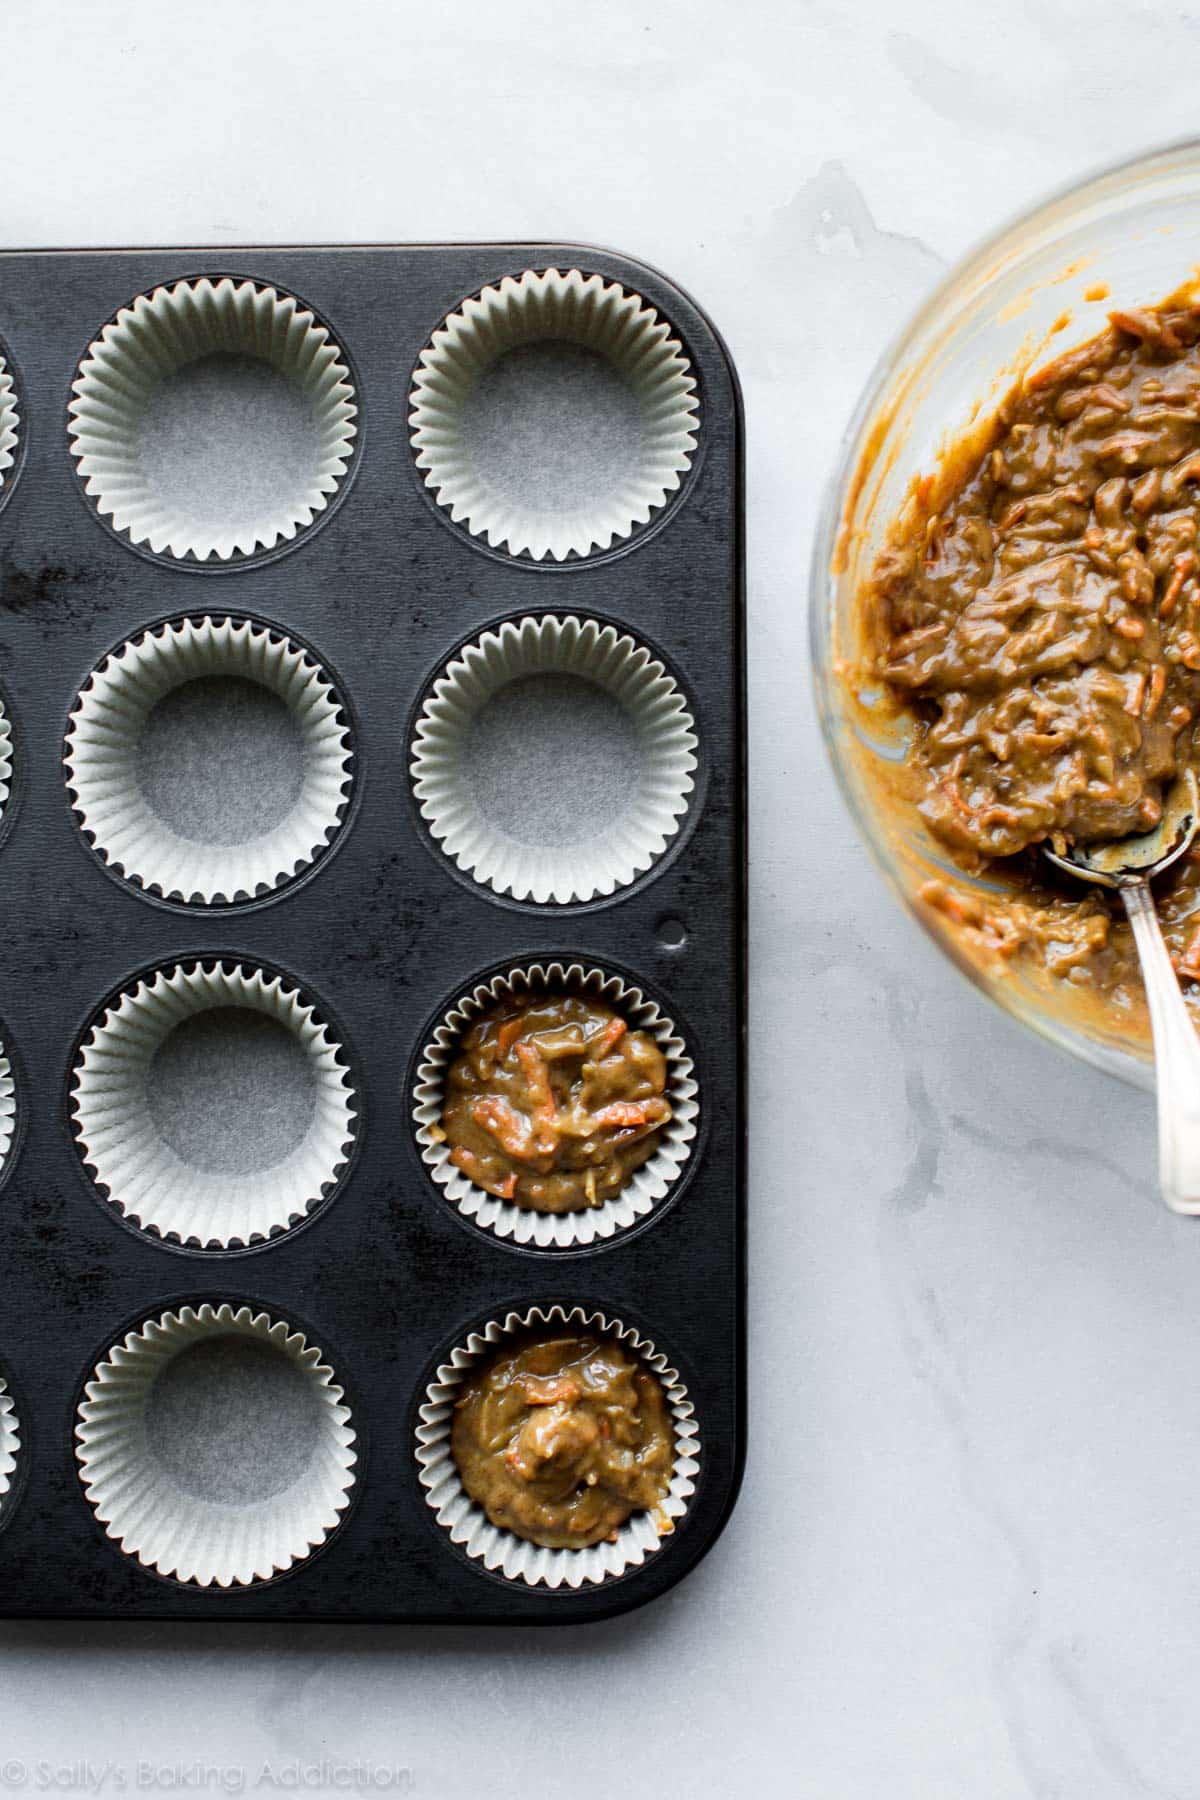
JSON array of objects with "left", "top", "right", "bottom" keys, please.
[
  {"left": 410, "top": 613, "right": 698, "bottom": 905},
  {"left": 0, "top": 353, "right": 18, "bottom": 487},
  {"left": 76, "top": 1302, "right": 357, "bottom": 1588},
  {"left": 68, "top": 276, "right": 357, "bottom": 562},
  {"left": 409, "top": 267, "right": 700, "bottom": 561},
  {"left": 65, "top": 615, "right": 354, "bottom": 906},
  {"left": 71, "top": 959, "right": 357, "bottom": 1251},
  {"left": 0, "top": 692, "right": 14, "bottom": 833},
  {"left": 0, "top": 1030, "right": 17, "bottom": 1182},
  {"left": 0, "top": 1377, "right": 20, "bottom": 1514},
  {"left": 414, "top": 960, "right": 699, "bottom": 1249},
  {"left": 416, "top": 1303, "right": 699, "bottom": 1589}
]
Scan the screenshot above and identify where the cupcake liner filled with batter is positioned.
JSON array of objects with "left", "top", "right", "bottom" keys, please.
[
  {"left": 415, "top": 1303, "right": 699, "bottom": 1589},
  {"left": 75, "top": 1302, "right": 357, "bottom": 1588},
  {"left": 410, "top": 612, "right": 698, "bottom": 905},
  {"left": 65, "top": 615, "right": 354, "bottom": 907},
  {"left": 70, "top": 959, "right": 358, "bottom": 1251},
  {"left": 408, "top": 266, "right": 700, "bottom": 562},
  {"left": 68, "top": 275, "right": 358, "bottom": 562},
  {"left": 413, "top": 960, "right": 699, "bottom": 1249}
]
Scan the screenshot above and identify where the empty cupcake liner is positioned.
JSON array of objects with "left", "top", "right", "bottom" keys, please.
[
  {"left": 0, "top": 1377, "right": 20, "bottom": 1514},
  {"left": 0, "top": 693, "right": 14, "bottom": 832},
  {"left": 68, "top": 276, "right": 358, "bottom": 562},
  {"left": 71, "top": 959, "right": 358, "bottom": 1251},
  {"left": 416, "top": 1303, "right": 699, "bottom": 1589},
  {"left": 0, "top": 1031, "right": 17, "bottom": 1182},
  {"left": 414, "top": 960, "right": 699, "bottom": 1250},
  {"left": 410, "top": 613, "right": 698, "bottom": 905},
  {"left": 65, "top": 615, "right": 354, "bottom": 906},
  {"left": 409, "top": 266, "right": 700, "bottom": 561},
  {"left": 76, "top": 1302, "right": 357, "bottom": 1588},
  {"left": 0, "top": 353, "right": 18, "bottom": 489}
]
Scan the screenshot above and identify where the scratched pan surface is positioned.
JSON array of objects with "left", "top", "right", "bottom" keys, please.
[{"left": 0, "top": 244, "right": 744, "bottom": 1622}]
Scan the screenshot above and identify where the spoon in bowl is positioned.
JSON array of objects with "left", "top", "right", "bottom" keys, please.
[{"left": 1043, "top": 766, "right": 1200, "bottom": 1214}]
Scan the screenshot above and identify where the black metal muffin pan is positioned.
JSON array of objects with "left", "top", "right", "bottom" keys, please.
[{"left": 0, "top": 243, "right": 745, "bottom": 1621}]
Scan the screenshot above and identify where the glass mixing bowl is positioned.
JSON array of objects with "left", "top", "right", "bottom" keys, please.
[{"left": 811, "top": 139, "right": 1200, "bottom": 1094}]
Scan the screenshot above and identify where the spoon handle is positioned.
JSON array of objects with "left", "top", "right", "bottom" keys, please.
[{"left": 1122, "top": 877, "right": 1200, "bottom": 1214}]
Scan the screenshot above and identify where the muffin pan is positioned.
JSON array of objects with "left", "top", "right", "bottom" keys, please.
[{"left": 0, "top": 243, "right": 744, "bottom": 1622}]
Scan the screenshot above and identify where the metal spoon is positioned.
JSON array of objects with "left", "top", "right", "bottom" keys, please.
[{"left": 1043, "top": 767, "right": 1200, "bottom": 1214}]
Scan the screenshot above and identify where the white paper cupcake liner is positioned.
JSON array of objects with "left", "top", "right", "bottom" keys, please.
[
  {"left": 65, "top": 615, "right": 354, "bottom": 906},
  {"left": 0, "top": 353, "right": 19, "bottom": 488},
  {"left": 68, "top": 276, "right": 357, "bottom": 562},
  {"left": 0, "top": 1030, "right": 17, "bottom": 1182},
  {"left": 76, "top": 1302, "right": 357, "bottom": 1588},
  {"left": 410, "top": 613, "right": 698, "bottom": 905},
  {"left": 414, "top": 960, "right": 699, "bottom": 1249},
  {"left": 416, "top": 1303, "right": 699, "bottom": 1589},
  {"left": 0, "top": 1377, "right": 20, "bottom": 1514},
  {"left": 0, "top": 693, "right": 14, "bottom": 834},
  {"left": 71, "top": 959, "right": 358, "bottom": 1251},
  {"left": 409, "top": 267, "right": 700, "bottom": 561}
]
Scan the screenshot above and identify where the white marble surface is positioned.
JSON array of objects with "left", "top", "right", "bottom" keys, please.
[{"left": 5, "top": 1, "right": 1200, "bottom": 1794}]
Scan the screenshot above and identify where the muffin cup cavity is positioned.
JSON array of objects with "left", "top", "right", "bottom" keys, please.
[
  {"left": 75, "top": 1302, "right": 357, "bottom": 1588},
  {"left": 414, "top": 960, "right": 699, "bottom": 1250},
  {"left": 68, "top": 276, "right": 358, "bottom": 563},
  {"left": 65, "top": 615, "right": 354, "bottom": 907},
  {"left": 410, "top": 613, "right": 698, "bottom": 905},
  {"left": 0, "top": 1378, "right": 20, "bottom": 1515},
  {"left": 70, "top": 959, "right": 358, "bottom": 1251},
  {"left": 409, "top": 267, "right": 700, "bottom": 562},
  {"left": 0, "top": 353, "right": 18, "bottom": 489},
  {"left": 415, "top": 1303, "right": 699, "bottom": 1589}
]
